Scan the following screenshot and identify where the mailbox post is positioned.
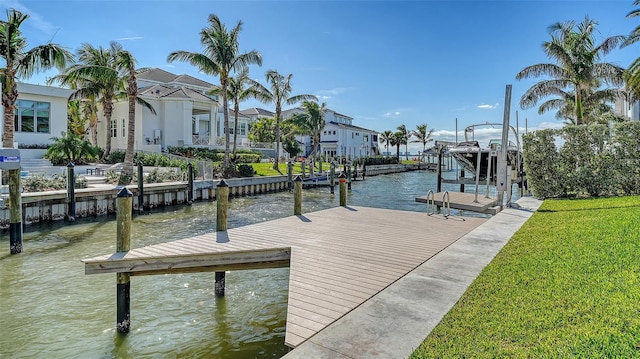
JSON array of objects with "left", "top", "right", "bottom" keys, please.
[{"left": 0, "top": 149, "right": 22, "bottom": 254}]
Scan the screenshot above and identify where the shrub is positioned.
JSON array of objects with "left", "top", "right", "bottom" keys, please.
[
  {"left": 22, "top": 173, "right": 87, "bottom": 192},
  {"left": 237, "top": 163, "right": 255, "bottom": 177}
]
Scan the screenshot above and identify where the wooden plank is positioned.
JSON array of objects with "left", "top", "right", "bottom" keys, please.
[
  {"left": 83, "top": 247, "right": 291, "bottom": 275},
  {"left": 416, "top": 191, "right": 498, "bottom": 212}
]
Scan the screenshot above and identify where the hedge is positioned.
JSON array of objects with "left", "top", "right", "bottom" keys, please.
[{"left": 523, "top": 123, "right": 640, "bottom": 198}]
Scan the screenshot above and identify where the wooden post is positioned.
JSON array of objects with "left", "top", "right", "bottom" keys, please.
[
  {"left": 362, "top": 163, "right": 366, "bottom": 180},
  {"left": 287, "top": 160, "right": 293, "bottom": 190},
  {"left": 187, "top": 162, "right": 194, "bottom": 204},
  {"left": 66, "top": 163, "right": 76, "bottom": 222},
  {"left": 346, "top": 164, "right": 352, "bottom": 190},
  {"left": 459, "top": 169, "right": 465, "bottom": 192},
  {"left": 339, "top": 172, "right": 347, "bottom": 207},
  {"left": 215, "top": 179, "right": 229, "bottom": 296},
  {"left": 294, "top": 175, "right": 302, "bottom": 215},
  {"left": 116, "top": 187, "right": 133, "bottom": 334},
  {"left": 318, "top": 159, "right": 322, "bottom": 174},
  {"left": 436, "top": 147, "right": 443, "bottom": 193},
  {"left": 8, "top": 168, "right": 22, "bottom": 254},
  {"left": 301, "top": 161, "right": 306, "bottom": 178},
  {"left": 329, "top": 162, "right": 335, "bottom": 194},
  {"left": 137, "top": 161, "right": 144, "bottom": 214}
]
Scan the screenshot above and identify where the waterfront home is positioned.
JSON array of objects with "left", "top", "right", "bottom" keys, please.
[
  {"left": 281, "top": 107, "right": 380, "bottom": 159},
  {"left": 614, "top": 93, "right": 640, "bottom": 121},
  {"left": 0, "top": 83, "right": 73, "bottom": 149},
  {"left": 95, "top": 67, "right": 220, "bottom": 153}
]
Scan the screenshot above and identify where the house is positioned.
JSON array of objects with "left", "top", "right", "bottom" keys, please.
[
  {"left": 0, "top": 82, "right": 73, "bottom": 149},
  {"left": 614, "top": 93, "right": 640, "bottom": 121},
  {"left": 96, "top": 68, "right": 220, "bottom": 152},
  {"left": 281, "top": 107, "right": 379, "bottom": 159}
]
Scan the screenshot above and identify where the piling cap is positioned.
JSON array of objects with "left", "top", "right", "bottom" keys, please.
[
  {"left": 294, "top": 175, "right": 303, "bottom": 182},
  {"left": 338, "top": 172, "right": 346, "bottom": 178},
  {"left": 66, "top": 162, "right": 75, "bottom": 168},
  {"left": 217, "top": 179, "right": 229, "bottom": 187},
  {"left": 117, "top": 187, "right": 133, "bottom": 197}
]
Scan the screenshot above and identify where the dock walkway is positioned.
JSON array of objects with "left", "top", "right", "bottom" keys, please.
[{"left": 83, "top": 205, "right": 486, "bottom": 348}]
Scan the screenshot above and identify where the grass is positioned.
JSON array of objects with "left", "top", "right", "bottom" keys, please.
[
  {"left": 250, "top": 161, "right": 333, "bottom": 177},
  {"left": 410, "top": 196, "right": 640, "bottom": 358}
]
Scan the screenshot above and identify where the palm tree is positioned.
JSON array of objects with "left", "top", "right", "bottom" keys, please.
[
  {"left": 209, "top": 67, "right": 256, "bottom": 162},
  {"left": 516, "top": 17, "right": 624, "bottom": 125},
  {"left": 251, "top": 70, "right": 317, "bottom": 170},
  {"left": 290, "top": 100, "right": 327, "bottom": 160},
  {"left": 50, "top": 42, "right": 121, "bottom": 160},
  {"left": 0, "top": 9, "right": 74, "bottom": 148},
  {"left": 168, "top": 14, "right": 262, "bottom": 174},
  {"left": 391, "top": 131, "right": 405, "bottom": 162},
  {"left": 538, "top": 86, "right": 620, "bottom": 124},
  {"left": 623, "top": 1, "right": 640, "bottom": 99},
  {"left": 378, "top": 130, "right": 393, "bottom": 157},
  {"left": 411, "top": 124, "right": 435, "bottom": 162},
  {"left": 51, "top": 42, "right": 155, "bottom": 182},
  {"left": 396, "top": 124, "right": 410, "bottom": 160}
]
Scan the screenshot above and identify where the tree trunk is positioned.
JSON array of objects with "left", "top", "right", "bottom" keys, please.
[
  {"left": 122, "top": 92, "right": 136, "bottom": 183},
  {"left": 232, "top": 102, "right": 239, "bottom": 162},
  {"left": 2, "top": 75, "right": 17, "bottom": 148},
  {"left": 273, "top": 105, "right": 281, "bottom": 170},
  {"left": 575, "top": 89, "right": 583, "bottom": 125},
  {"left": 222, "top": 77, "right": 231, "bottom": 174},
  {"left": 101, "top": 99, "right": 114, "bottom": 161}
]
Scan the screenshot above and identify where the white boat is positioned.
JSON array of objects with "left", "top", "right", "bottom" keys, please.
[{"left": 448, "top": 124, "right": 521, "bottom": 181}]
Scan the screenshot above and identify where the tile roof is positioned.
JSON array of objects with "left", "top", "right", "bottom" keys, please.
[
  {"left": 239, "top": 107, "right": 275, "bottom": 117},
  {"left": 139, "top": 84, "right": 215, "bottom": 102},
  {"left": 137, "top": 68, "right": 215, "bottom": 89},
  {"left": 327, "top": 121, "right": 378, "bottom": 133}
]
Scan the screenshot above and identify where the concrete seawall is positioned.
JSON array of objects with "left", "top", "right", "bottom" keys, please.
[{"left": 0, "top": 164, "right": 433, "bottom": 229}]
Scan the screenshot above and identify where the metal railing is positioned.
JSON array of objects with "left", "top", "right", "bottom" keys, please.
[
  {"left": 442, "top": 191, "right": 451, "bottom": 218},
  {"left": 425, "top": 189, "right": 435, "bottom": 216}
]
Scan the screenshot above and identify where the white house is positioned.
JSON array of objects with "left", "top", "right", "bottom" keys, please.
[
  {"left": 614, "top": 93, "right": 640, "bottom": 121},
  {"left": 97, "top": 68, "right": 220, "bottom": 152},
  {"left": 0, "top": 83, "right": 73, "bottom": 148},
  {"left": 281, "top": 107, "right": 379, "bottom": 159}
]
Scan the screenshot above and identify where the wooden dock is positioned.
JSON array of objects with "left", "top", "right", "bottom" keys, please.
[
  {"left": 415, "top": 191, "right": 500, "bottom": 214},
  {"left": 83, "top": 206, "right": 486, "bottom": 348}
]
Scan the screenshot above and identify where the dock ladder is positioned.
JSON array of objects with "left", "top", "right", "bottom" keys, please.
[
  {"left": 442, "top": 191, "right": 451, "bottom": 218},
  {"left": 425, "top": 190, "right": 435, "bottom": 216}
]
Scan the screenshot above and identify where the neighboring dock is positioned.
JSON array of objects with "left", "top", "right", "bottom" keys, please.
[{"left": 83, "top": 205, "right": 486, "bottom": 348}]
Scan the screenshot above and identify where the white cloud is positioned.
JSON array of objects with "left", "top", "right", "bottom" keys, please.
[
  {"left": 5, "top": 0, "right": 57, "bottom": 34},
  {"left": 477, "top": 103, "right": 500, "bottom": 110},
  {"left": 383, "top": 111, "right": 401, "bottom": 118},
  {"left": 316, "top": 87, "right": 353, "bottom": 96},
  {"left": 115, "top": 36, "right": 144, "bottom": 41}
]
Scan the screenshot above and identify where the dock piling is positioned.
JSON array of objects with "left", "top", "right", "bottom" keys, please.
[
  {"left": 137, "top": 161, "right": 144, "bottom": 214},
  {"left": 339, "top": 172, "right": 347, "bottom": 206},
  {"left": 8, "top": 168, "right": 22, "bottom": 254},
  {"left": 287, "top": 160, "right": 293, "bottom": 190},
  {"left": 215, "top": 180, "right": 229, "bottom": 296},
  {"left": 329, "top": 162, "right": 335, "bottom": 194},
  {"left": 187, "top": 163, "right": 194, "bottom": 204},
  {"left": 294, "top": 176, "right": 302, "bottom": 215},
  {"left": 66, "top": 163, "right": 76, "bottom": 222},
  {"left": 116, "top": 187, "right": 133, "bottom": 334},
  {"left": 346, "top": 164, "right": 352, "bottom": 190}
]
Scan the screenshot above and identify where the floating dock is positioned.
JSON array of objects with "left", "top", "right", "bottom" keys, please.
[
  {"left": 83, "top": 206, "right": 486, "bottom": 348},
  {"left": 415, "top": 191, "right": 500, "bottom": 214}
]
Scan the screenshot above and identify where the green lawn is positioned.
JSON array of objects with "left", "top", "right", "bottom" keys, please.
[
  {"left": 251, "top": 161, "right": 333, "bottom": 177},
  {"left": 410, "top": 196, "right": 640, "bottom": 358}
]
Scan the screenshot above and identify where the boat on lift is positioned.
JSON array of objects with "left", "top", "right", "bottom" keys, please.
[{"left": 448, "top": 123, "right": 521, "bottom": 181}]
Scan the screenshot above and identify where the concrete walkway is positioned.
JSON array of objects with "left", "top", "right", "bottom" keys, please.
[{"left": 282, "top": 196, "right": 543, "bottom": 359}]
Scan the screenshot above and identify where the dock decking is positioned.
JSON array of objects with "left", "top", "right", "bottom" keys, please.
[
  {"left": 83, "top": 206, "right": 486, "bottom": 348},
  {"left": 415, "top": 191, "right": 500, "bottom": 214}
]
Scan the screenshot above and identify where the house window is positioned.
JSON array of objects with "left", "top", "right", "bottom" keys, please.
[
  {"left": 110, "top": 119, "right": 117, "bottom": 138},
  {"left": 240, "top": 123, "right": 247, "bottom": 136},
  {"left": 352, "top": 132, "right": 354, "bottom": 139},
  {"left": 333, "top": 131, "right": 336, "bottom": 135},
  {"left": 364, "top": 135, "right": 369, "bottom": 142},
  {"left": 121, "top": 119, "right": 126, "bottom": 137},
  {"left": 14, "top": 100, "right": 50, "bottom": 133}
]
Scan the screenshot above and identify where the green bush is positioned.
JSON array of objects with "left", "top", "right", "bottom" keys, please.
[
  {"left": 105, "top": 150, "right": 125, "bottom": 164},
  {"left": 237, "top": 163, "right": 255, "bottom": 177},
  {"left": 523, "top": 123, "right": 640, "bottom": 198},
  {"left": 22, "top": 173, "right": 87, "bottom": 193}
]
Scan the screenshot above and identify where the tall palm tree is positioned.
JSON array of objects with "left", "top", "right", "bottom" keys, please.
[
  {"left": 209, "top": 67, "right": 256, "bottom": 161},
  {"left": 411, "top": 124, "right": 435, "bottom": 161},
  {"left": 50, "top": 42, "right": 121, "bottom": 160},
  {"left": 251, "top": 70, "right": 317, "bottom": 170},
  {"left": 168, "top": 13, "right": 262, "bottom": 174},
  {"left": 290, "top": 100, "right": 326, "bottom": 159},
  {"left": 396, "top": 124, "right": 410, "bottom": 160},
  {"left": 623, "top": 1, "right": 640, "bottom": 99},
  {"left": 0, "top": 9, "right": 74, "bottom": 148},
  {"left": 516, "top": 17, "right": 624, "bottom": 125},
  {"left": 378, "top": 130, "right": 393, "bottom": 157},
  {"left": 391, "top": 131, "right": 405, "bottom": 162},
  {"left": 51, "top": 42, "right": 155, "bottom": 181}
]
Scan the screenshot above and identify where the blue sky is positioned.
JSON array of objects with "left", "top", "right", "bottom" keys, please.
[{"left": 2, "top": 0, "right": 638, "bottom": 150}]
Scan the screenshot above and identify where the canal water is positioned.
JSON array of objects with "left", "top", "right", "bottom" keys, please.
[{"left": 0, "top": 170, "right": 511, "bottom": 358}]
